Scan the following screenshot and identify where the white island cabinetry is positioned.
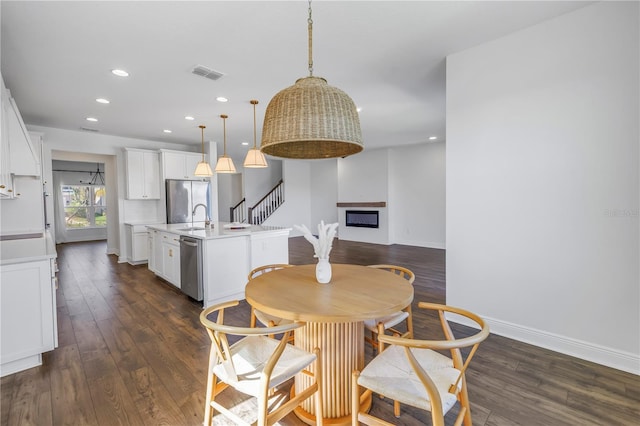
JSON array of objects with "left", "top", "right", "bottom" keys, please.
[
  {"left": 160, "top": 232, "right": 181, "bottom": 288},
  {"left": 146, "top": 223, "right": 290, "bottom": 307},
  {"left": 147, "top": 229, "right": 181, "bottom": 288}
]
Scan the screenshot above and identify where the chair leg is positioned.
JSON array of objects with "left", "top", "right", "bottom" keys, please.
[
  {"left": 458, "top": 376, "right": 472, "bottom": 426},
  {"left": 203, "top": 349, "right": 217, "bottom": 426},
  {"left": 405, "top": 305, "right": 414, "bottom": 339},
  {"left": 393, "top": 400, "right": 401, "bottom": 418},
  {"left": 376, "top": 322, "right": 386, "bottom": 353},
  {"left": 351, "top": 370, "right": 360, "bottom": 426},
  {"left": 256, "top": 379, "right": 270, "bottom": 426},
  {"left": 250, "top": 307, "right": 257, "bottom": 328}
]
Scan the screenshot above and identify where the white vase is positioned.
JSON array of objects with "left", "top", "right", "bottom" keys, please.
[{"left": 316, "top": 258, "right": 332, "bottom": 284}]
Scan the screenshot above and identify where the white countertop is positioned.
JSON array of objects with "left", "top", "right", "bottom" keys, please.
[
  {"left": 0, "top": 231, "right": 57, "bottom": 265},
  {"left": 146, "top": 222, "right": 291, "bottom": 240}
]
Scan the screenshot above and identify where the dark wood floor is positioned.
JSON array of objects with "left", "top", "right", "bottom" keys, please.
[{"left": 2, "top": 238, "right": 638, "bottom": 425}]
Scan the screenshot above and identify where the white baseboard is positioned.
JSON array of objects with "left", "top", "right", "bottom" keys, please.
[
  {"left": 447, "top": 314, "right": 640, "bottom": 375},
  {"left": 393, "top": 238, "right": 445, "bottom": 249}
]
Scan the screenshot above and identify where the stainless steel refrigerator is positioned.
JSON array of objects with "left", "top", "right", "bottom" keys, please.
[{"left": 166, "top": 180, "right": 210, "bottom": 224}]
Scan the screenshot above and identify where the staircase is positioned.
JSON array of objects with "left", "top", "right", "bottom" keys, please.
[
  {"left": 247, "top": 180, "right": 284, "bottom": 225},
  {"left": 229, "top": 198, "right": 246, "bottom": 223}
]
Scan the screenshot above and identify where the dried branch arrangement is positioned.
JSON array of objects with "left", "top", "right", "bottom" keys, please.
[{"left": 294, "top": 221, "right": 338, "bottom": 259}]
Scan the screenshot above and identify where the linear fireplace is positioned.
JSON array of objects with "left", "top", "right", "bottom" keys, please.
[{"left": 345, "top": 210, "right": 379, "bottom": 228}]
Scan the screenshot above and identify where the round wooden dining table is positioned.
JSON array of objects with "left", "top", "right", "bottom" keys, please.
[{"left": 245, "top": 263, "right": 414, "bottom": 426}]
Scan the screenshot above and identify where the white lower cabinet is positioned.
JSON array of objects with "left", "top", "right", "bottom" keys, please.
[
  {"left": 161, "top": 235, "right": 181, "bottom": 288},
  {"left": 150, "top": 229, "right": 163, "bottom": 275},
  {"left": 125, "top": 224, "right": 152, "bottom": 264},
  {"left": 148, "top": 230, "right": 181, "bottom": 288},
  {"left": 1, "top": 258, "right": 57, "bottom": 377}
]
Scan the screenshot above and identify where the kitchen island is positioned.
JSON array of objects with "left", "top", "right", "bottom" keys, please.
[
  {"left": 146, "top": 222, "right": 290, "bottom": 308},
  {"left": 0, "top": 231, "right": 58, "bottom": 377}
]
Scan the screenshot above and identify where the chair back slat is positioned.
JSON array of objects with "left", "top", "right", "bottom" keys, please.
[
  {"left": 403, "top": 346, "right": 445, "bottom": 425},
  {"left": 367, "top": 264, "right": 415, "bottom": 284},
  {"left": 248, "top": 264, "right": 293, "bottom": 280}
]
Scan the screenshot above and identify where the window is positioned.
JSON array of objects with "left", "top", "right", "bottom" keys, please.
[{"left": 62, "top": 185, "right": 107, "bottom": 229}]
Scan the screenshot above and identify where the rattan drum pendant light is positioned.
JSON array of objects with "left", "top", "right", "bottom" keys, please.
[
  {"left": 243, "top": 100, "right": 268, "bottom": 168},
  {"left": 194, "top": 125, "right": 214, "bottom": 176},
  {"left": 214, "top": 115, "right": 236, "bottom": 173},
  {"left": 260, "top": 0, "right": 363, "bottom": 159}
]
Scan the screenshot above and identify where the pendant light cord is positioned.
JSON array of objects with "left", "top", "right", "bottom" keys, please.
[
  {"left": 199, "top": 125, "right": 206, "bottom": 161},
  {"left": 308, "top": 0, "right": 313, "bottom": 76},
  {"left": 220, "top": 114, "right": 228, "bottom": 156},
  {"left": 251, "top": 100, "right": 259, "bottom": 149}
]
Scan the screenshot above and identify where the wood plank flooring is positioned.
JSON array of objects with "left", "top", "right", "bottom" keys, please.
[{"left": 1, "top": 238, "right": 638, "bottom": 425}]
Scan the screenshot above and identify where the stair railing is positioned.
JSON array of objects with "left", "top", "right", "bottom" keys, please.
[
  {"left": 230, "top": 198, "right": 246, "bottom": 223},
  {"left": 248, "top": 180, "right": 284, "bottom": 225}
]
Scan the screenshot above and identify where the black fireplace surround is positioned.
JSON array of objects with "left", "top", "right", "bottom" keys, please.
[{"left": 345, "top": 210, "right": 379, "bottom": 228}]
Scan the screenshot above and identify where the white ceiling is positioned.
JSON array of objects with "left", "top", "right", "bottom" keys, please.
[{"left": 1, "top": 1, "right": 591, "bottom": 160}]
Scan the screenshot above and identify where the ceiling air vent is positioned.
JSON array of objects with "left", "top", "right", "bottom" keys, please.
[
  {"left": 80, "top": 127, "right": 99, "bottom": 132},
  {"left": 192, "top": 65, "right": 224, "bottom": 81}
]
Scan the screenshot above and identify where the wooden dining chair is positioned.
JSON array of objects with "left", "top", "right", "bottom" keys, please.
[
  {"left": 352, "top": 302, "right": 489, "bottom": 426},
  {"left": 249, "top": 264, "right": 295, "bottom": 341},
  {"left": 365, "top": 265, "right": 415, "bottom": 354},
  {"left": 200, "top": 300, "right": 324, "bottom": 426}
]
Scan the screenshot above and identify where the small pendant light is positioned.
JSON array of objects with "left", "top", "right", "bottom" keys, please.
[
  {"left": 194, "top": 125, "right": 213, "bottom": 177},
  {"left": 243, "top": 100, "right": 268, "bottom": 168},
  {"left": 214, "top": 114, "right": 236, "bottom": 173}
]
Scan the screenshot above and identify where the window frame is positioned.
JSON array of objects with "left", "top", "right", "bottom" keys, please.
[{"left": 61, "top": 184, "right": 107, "bottom": 230}]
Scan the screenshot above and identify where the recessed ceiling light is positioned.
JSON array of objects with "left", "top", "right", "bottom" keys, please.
[
  {"left": 185, "top": 116, "right": 195, "bottom": 121},
  {"left": 96, "top": 98, "right": 110, "bottom": 104},
  {"left": 241, "top": 142, "right": 249, "bottom": 146},
  {"left": 429, "top": 136, "right": 437, "bottom": 140},
  {"left": 356, "top": 107, "right": 362, "bottom": 113},
  {"left": 216, "top": 96, "right": 228, "bottom": 103},
  {"left": 86, "top": 117, "right": 98, "bottom": 122},
  {"left": 111, "top": 69, "right": 129, "bottom": 77},
  {"left": 163, "top": 129, "right": 172, "bottom": 133}
]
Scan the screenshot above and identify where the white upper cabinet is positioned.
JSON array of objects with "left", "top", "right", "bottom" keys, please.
[
  {"left": 124, "top": 148, "right": 161, "bottom": 200},
  {"left": 7, "top": 97, "right": 40, "bottom": 176},
  {"left": 161, "top": 150, "right": 206, "bottom": 180},
  {"left": 0, "top": 87, "right": 14, "bottom": 198},
  {"left": 1, "top": 75, "right": 41, "bottom": 198}
]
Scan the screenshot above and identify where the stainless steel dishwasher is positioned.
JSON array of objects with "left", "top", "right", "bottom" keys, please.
[{"left": 179, "top": 236, "right": 203, "bottom": 301}]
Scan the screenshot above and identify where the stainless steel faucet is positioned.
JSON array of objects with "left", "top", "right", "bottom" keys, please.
[{"left": 192, "top": 203, "right": 211, "bottom": 227}]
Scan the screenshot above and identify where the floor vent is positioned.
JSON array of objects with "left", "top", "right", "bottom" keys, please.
[{"left": 192, "top": 65, "right": 224, "bottom": 81}]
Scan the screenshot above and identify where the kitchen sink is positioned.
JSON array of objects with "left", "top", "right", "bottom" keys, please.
[{"left": 178, "top": 227, "right": 206, "bottom": 231}]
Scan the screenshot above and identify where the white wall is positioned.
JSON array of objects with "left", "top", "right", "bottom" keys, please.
[
  {"left": 390, "top": 142, "right": 446, "bottom": 248},
  {"left": 310, "top": 160, "right": 338, "bottom": 228},
  {"left": 30, "top": 125, "right": 195, "bottom": 257},
  {"left": 446, "top": 2, "right": 639, "bottom": 373},
  {"left": 217, "top": 173, "right": 242, "bottom": 222},
  {"left": 337, "top": 149, "right": 390, "bottom": 244},
  {"left": 263, "top": 146, "right": 447, "bottom": 249},
  {"left": 262, "top": 160, "right": 311, "bottom": 237},
  {"left": 243, "top": 159, "right": 283, "bottom": 208}
]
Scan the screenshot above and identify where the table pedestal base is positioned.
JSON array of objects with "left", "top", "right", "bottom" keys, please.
[
  {"left": 294, "top": 321, "right": 365, "bottom": 425},
  {"left": 293, "top": 391, "right": 371, "bottom": 426}
]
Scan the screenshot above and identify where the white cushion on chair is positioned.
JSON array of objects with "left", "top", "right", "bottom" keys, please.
[
  {"left": 357, "top": 345, "right": 461, "bottom": 414},
  {"left": 363, "top": 311, "right": 410, "bottom": 333},
  {"left": 254, "top": 309, "right": 294, "bottom": 327},
  {"left": 213, "top": 335, "right": 316, "bottom": 397}
]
